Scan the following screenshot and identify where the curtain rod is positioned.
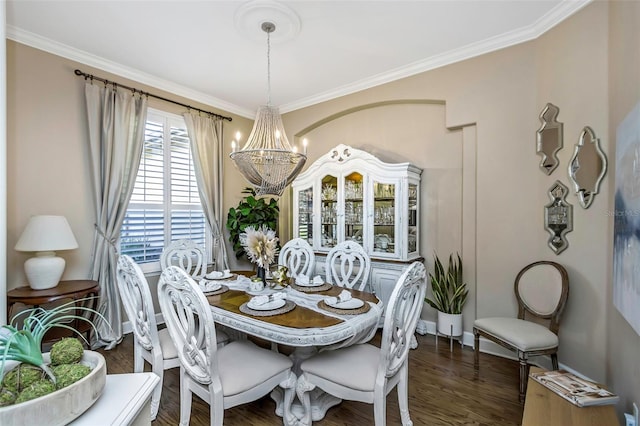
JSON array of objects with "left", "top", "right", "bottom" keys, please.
[{"left": 74, "top": 69, "right": 233, "bottom": 122}]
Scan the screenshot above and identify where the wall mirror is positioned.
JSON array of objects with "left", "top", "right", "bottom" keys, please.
[
  {"left": 568, "top": 126, "right": 607, "bottom": 208},
  {"left": 536, "top": 103, "right": 563, "bottom": 175},
  {"left": 544, "top": 180, "right": 573, "bottom": 255}
]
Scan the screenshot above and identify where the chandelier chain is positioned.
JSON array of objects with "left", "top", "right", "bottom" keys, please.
[{"left": 267, "top": 26, "right": 271, "bottom": 106}]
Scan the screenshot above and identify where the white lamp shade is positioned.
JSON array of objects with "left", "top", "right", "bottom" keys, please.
[
  {"left": 15, "top": 215, "right": 78, "bottom": 290},
  {"left": 15, "top": 215, "right": 78, "bottom": 252}
]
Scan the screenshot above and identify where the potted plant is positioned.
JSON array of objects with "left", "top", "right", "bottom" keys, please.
[
  {"left": 0, "top": 299, "right": 107, "bottom": 424},
  {"left": 226, "top": 187, "right": 280, "bottom": 260},
  {"left": 424, "top": 252, "right": 468, "bottom": 337}
]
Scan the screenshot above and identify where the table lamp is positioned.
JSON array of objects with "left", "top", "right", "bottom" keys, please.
[{"left": 14, "top": 215, "right": 79, "bottom": 290}]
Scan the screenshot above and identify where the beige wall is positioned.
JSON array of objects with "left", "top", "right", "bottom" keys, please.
[{"left": 4, "top": 0, "right": 639, "bottom": 419}]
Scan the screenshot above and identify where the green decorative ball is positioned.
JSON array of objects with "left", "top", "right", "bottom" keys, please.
[
  {"left": 52, "top": 364, "right": 91, "bottom": 389},
  {"left": 15, "top": 379, "right": 56, "bottom": 403},
  {"left": 50, "top": 338, "right": 84, "bottom": 365},
  {"left": 1, "top": 364, "right": 45, "bottom": 393},
  {"left": 0, "top": 387, "right": 17, "bottom": 407}
]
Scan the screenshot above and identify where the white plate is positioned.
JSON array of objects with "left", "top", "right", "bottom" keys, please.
[
  {"left": 200, "top": 281, "right": 222, "bottom": 292},
  {"left": 247, "top": 298, "right": 286, "bottom": 311},
  {"left": 295, "top": 278, "right": 324, "bottom": 287},
  {"left": 207, "top": 271, "right": 234, "bottom": 280},
  {"left": 326, "top": 298, "right": 364, "bottom": 309}
]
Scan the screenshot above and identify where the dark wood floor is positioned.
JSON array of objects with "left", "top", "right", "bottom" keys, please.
[{"left": 97, "top": 332, "right": 524, "bottom": 425}]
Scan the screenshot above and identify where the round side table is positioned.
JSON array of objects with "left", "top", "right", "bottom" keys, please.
[{"left": 7, "top": 280, "right": 100, "bottom": 347}]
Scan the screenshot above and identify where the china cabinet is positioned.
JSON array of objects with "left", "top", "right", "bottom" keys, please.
[{"left": 292, "top": 144, "right": 423, "bottom": 321}]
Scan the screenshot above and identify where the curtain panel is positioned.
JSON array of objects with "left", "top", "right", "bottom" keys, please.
[
  {"left": 85, "top": 82, "right": 148, "bottom": 349},
  {"left": 183, "top": 112, "right": 230, "bottom": 271}
]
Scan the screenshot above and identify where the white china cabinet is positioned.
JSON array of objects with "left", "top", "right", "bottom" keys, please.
[{"left": 292, "top": 144, "right": 423, "bottom": 322}]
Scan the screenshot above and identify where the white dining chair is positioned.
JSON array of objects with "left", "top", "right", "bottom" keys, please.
[
  {"left": 278, "top": 237, "right": 315, "bottom": 278},
  {"left": 157, "top": 266, "right": 297, "bottom": 426},
  {"left": 325, "top": 240, "right": 371, "bottom": 291},
  {"left": 116, "top": 254, "right": 181, "bottom": 421},
  {"left": 160, "top": 239, "right": 208, "bottom": 279},
  {"left": 297, "top": 261, "right": 426, "bottom": 426}
]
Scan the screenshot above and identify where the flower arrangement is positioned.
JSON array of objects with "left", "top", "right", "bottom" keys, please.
[{"left": 239, "top": 225, "right": 279, "bottom": 269}]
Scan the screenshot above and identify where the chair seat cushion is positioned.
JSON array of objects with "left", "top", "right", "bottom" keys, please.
[
  {"left": 474, "top": 317, "right": 558, "bottom": 351},
  {"left": 158, "top": 328, "right": 178, "bottom": 359},
  {"left": 300, "top": 343, "right": 380, "bottom": 392},
  {"left": 218, "top": 340, "right": 293, "bottom": 396}
]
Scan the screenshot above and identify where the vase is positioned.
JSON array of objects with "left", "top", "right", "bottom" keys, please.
[
  {"left": 437, "top": 311, "right": 463, "bottom": 337},
  {"left": 257, "top": 266, "right": 268, "bottom": 286}
]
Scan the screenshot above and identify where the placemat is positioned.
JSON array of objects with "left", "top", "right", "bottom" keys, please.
[
  {"left": 203, "top": 285, "right": 229, "bottom": 296},
  {"left": 291, "top": 281, "right": 333, "bottom": 293},
  {"left": 239, "top": 299, "right": 296, "bottom": 317},
  {"left": 317, "top": 299, "right": 371, "bottom": 315}
]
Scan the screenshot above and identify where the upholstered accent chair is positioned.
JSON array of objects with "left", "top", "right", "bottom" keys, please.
[
  {"left": 473, "top": 260, "right": 569, "bottom": 402},
  {"left": 278, "top": 237, "right": 315, "bottom": 278},
  {"left": 157, "top": 266, "right": 297, "bottom": 426},
  {"left": 325, "top": 240, "right": 371, "bottom": 291},
  {"left": 160, "top": 239, "right": 208, "bottom": 279},
  {"left": 297, "top": 261, "right": 427, "bottom": 426},
  {"left": 115, "top": 254, "right": 181, "bottom": 420}
]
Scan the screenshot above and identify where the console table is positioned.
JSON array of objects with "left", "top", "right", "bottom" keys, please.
[
  {"left": 7, "top": 280, "right": 100, "bottom": 346},
  {"left": 70, "top": 373, "right": 159, "bottom": 426},
  {"left": 522, "top": 367, "right": 618, "bottom": 425}
]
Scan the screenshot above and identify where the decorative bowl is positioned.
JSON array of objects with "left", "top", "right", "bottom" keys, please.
[{"left": 0, "top": 350, "right": 106, "bottom": 426}]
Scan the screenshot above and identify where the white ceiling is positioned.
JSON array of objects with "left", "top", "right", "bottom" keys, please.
[{"left": 6, "top": 0, "right": 591, "bottom": 119}]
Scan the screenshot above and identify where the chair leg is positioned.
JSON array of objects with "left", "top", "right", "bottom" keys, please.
[
  {"left": 473, "top": 329, "right": 480, "bottom": 371},
  {"left": 373, "top": 387, "right": 387, "bottom": 426},
  {"left": 133, "top": 342, "right": 144, "bottom": 373},
  {"left": 551, "top": 353, "right": 559, "bottom": 370},
  {"left": 519, "top": 354, "right": 530, "bottom": 403},
  {"left": 397, "top": 365, "right": 413, "bottom": 426},
  {"left": 179, "top": 368, "right": 192, "bottom": 426},
  {"left": 149, "top": 363, "right": 164, "bottom": 420}
]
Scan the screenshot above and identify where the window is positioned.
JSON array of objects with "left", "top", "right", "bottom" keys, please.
[{"left": 120, "top": 108, "right": 209, "bottom": 272}]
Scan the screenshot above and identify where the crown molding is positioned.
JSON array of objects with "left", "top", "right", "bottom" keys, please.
[
  {"left": 6, "top": 26, "right": 255, "bottom": 119},
  {"left": 6, "top": 0, "right": 591, "bottom": 116},
  {"left": 280, "top": 0, "right": 592, "bottom": 113}
]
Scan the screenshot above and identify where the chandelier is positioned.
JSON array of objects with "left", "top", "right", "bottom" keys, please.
[{"left": 230, "top": 21, "right": 307, "bottom": 196}]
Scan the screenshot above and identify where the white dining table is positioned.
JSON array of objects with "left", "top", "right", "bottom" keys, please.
[{"left": 204, "top": 273, "right": 383, "bottom": 426}]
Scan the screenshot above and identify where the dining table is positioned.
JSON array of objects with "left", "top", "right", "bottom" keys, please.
[{"left": 201, "top": 270, "right": 383, "bottom": 426}]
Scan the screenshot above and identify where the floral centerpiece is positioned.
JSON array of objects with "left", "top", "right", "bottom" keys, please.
[{"left": 239, "top": 225, "right": 279, "bottom": 284}]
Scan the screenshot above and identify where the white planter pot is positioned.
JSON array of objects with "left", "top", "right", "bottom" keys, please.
[
  {"left": 0, "top": 350, "right": 106, "bottom": 426},
  {"left": 437, "top": 311, "right": 463, "bottom": 337}
]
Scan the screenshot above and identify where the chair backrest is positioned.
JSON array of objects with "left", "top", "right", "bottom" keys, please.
[
  {"left": 157, "top": 266, "right": 220, "bottom": 385},
  {"left": 278, "top": 238, "right": 315, "bottom": 278},
  {"left": 325, "top": 241, "right": 371, "bottom": 291},
  {"left": 116, "top": 255, "right": 160, "bottom": 351},
  {"left": 160, "top": 239, "right": 207, "bottom": 279},
  {"left": 514, "top": 260, "right": 569, "bottom": 334},
  {"left": 379, "top": 261, "right": 427, "bottom": 378}
]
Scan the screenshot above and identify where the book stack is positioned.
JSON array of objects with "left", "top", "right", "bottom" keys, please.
[{"left": 529, "top": 370, "right": 619, "bottom": 407}]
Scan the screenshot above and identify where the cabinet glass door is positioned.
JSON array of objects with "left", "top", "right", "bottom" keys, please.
[
  {"left": 408, "top": 183, "right": 418, "bottom": 254},
  {"left": 372, "top": 180, "right": 396, "bottom": 256},
  {"left": 343, "top": 172, "right": 364, "bottom": 245},
  {"left": 320, "top": 175, "right": 338, "bottom": 249},
  {"left": 297, "top": 186, "right": 313, "bottom": 244}
]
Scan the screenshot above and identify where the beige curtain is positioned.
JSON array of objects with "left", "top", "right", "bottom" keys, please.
[
  {"left": 85, "top": 82, "right": 147, "bottom": 349},
  {"left": 183, "top": 112, "right": 229, "bottom": 271}
]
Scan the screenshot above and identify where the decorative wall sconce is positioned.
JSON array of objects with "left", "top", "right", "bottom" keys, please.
[
  {"left": 544, "top": 181, "right": 573, "bottom": 255},
  {"left": 568, "top": 126, "right": 607, "bottom": 208},
  {"left": 536, "top": 103, "right": 563, "bottom": 175}
]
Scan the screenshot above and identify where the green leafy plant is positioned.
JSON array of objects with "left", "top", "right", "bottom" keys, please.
[
  {"left": 227, "top": 187, "right": 280, "bottom": 259},
  {"left": 424, "top": 252, "right": 468, "bottom": 314},
  {"left": 0, "top": 298, "right": 105, "bottom": 384}
]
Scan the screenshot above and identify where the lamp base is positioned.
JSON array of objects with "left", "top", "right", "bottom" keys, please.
[{"left": 24, "top": 251, "right": 65, "bottom": 290}]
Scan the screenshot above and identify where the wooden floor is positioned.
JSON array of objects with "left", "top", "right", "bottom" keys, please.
[{"left": 97, "top": 332, "right": 524, "bottom": 425}]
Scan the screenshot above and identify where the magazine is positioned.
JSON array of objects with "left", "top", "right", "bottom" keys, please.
[{"left": 529, "top": 370, "right": 619, "bottom": 407}]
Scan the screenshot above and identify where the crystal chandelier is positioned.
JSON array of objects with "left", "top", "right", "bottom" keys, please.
[{"left": 230, "top": 21, "right": 307, "bottom": 197}]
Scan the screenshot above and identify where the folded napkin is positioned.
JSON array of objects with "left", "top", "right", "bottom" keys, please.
[
  {"left": 205, "top": 269, "right": 231, "bottom": 279},
  {"left": 295, "top": 275, "right": 324, "bottom": 285},
  {"left": 251, "top": 292, "right": 287, "bottom": 306},
  {"left": 199, "top": 280, "right": 222, "bottom": 292},
  {"left": 325, "top": 289, "right": 352, "bottom": 305}
]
